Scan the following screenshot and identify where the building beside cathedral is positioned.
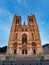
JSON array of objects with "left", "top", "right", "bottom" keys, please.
[
  {"left": 7, "top": 15, "right": 43, "bottom": 55},
  {"left": 43, "top": 44, "right": 49, "bottom": 53}
]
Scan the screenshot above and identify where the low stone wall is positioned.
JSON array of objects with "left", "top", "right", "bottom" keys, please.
[
  {"left": 39, "top": 53, "right": 49, "bottom": 60},
  {"left": 0, "top": 54, "right": 6, "bottom": 60}
]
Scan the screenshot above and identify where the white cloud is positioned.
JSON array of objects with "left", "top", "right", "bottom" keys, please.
[{"left": 0, "top": 8, "right": 13, "bottom": 20}]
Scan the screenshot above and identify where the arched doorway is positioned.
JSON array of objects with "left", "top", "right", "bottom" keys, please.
[
  {"left": 33, "top": 49, "right": 36, "bottom": 54},
  {"left": 22, "top": 34, "right": 27, "bottom": 44},
  {"left": 14, "top": 50, "right": 16, "bottom": 54},
  {"left": 22, "top": 50, "right": 27, "bottom": 54}
]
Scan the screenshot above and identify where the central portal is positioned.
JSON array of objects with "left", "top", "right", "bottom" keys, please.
[
  {"left": 22, "top": 34, "right": 27, "bottom": 54},
  {"left": 22, "top": 50, "right": 27, "bottom": 54}
]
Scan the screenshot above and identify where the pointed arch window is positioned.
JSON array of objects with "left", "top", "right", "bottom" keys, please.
[{"left": 22, "top": 34, "right": 27, "bottom": 44}]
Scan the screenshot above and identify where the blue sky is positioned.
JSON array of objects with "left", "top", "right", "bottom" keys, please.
[{"left": 0, "top": 0, "right": 49, "bottom": 47}]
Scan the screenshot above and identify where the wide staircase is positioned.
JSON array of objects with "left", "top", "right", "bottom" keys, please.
[
  {"left": 0, "top": 53, "right": 49, "bottom": 65},
  {"left": 5, "top": 54, "right": 38, "bottom": 60},
  {"left": 0, "top": 53, "right": 49, "bottom": 60}
]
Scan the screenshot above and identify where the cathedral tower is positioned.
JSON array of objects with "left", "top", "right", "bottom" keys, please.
[{"left": 7, "top": 15, "right": 43, "bottom": 55}]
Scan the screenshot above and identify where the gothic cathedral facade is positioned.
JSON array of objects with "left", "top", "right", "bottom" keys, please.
[{"left": 7, "top": 15, "right": 43, "bottom": 55}]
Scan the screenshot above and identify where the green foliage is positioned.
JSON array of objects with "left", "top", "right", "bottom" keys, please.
[{"left": 0, "top": 46, "right": 7, "bottom": 53}]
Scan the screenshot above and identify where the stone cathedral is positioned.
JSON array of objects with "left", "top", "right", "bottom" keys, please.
[{"left": 7, "top": 15, "right": 43, "bottom": 55}]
